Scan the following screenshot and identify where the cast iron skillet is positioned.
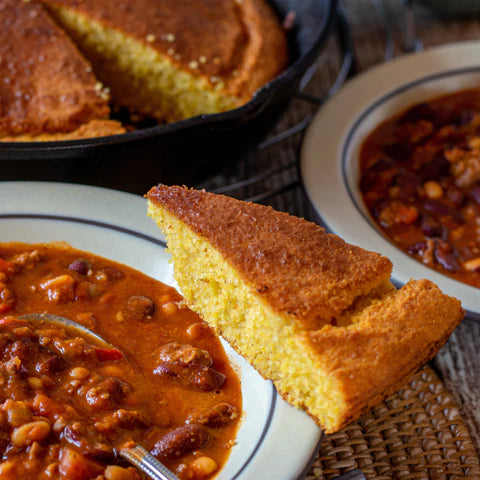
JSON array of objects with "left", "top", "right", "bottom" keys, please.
[{"left": 0, "top": 0, "right": 335, "bottom": 193}]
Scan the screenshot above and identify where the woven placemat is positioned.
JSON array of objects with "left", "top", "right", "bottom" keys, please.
[{"left": 306, "top": 366, "right": 480, "bottom": 480}]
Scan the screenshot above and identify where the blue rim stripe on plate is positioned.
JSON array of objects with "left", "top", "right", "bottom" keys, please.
[{"left": 0, "top": 212, "right": 279, "bottom": 477}]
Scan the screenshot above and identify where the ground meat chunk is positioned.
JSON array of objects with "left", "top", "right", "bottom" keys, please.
[
  {"left": 40, "top": 275, "right": 76, "bottom": 303},
  {"left": 445, "top": 145, "right": 480, "bottom": 188},
  {"left": 157, "top": 342, "right": 212, "bottom": 367},
  {"left": 11, "top": 250, "right": 44, "bottom": 269},
  {"left": 190, "top": 403, "right": 239, "bottom": 427},
  {"left": 85, "top": 378, "right": 130, "bottom": 411},
  {"left": 121, "top": 295, "right": 155, "bottom": 322}
]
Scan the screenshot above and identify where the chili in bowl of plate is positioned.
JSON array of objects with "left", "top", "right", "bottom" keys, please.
[
  {"left": 0, "top": 242, "right": 242, "bottom": 480},
  {"left": 359, "top": 88, "right": 480, "bottom": 289},
  {"left": 300, "top": 41, "right": 480, "bottom": 318}
]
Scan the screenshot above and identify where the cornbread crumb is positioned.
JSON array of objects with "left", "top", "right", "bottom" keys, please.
[{"left": 147, "top": 185, "right": 464, "bottom": 433}]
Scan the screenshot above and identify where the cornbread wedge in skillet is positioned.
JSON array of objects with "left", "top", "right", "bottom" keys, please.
[
  {"left": 0, "top": 0, "right": 124, "bottom": 140},
  {"left": 147, "top": 185, "right": 463, "bottom": 433},
  {"left": 41, "top": 0, "right": 288, "bottom": 123}
]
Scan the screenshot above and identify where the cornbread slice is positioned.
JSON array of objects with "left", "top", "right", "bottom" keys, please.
[
  {"left": 41, "top": 0, "right": 288, "bottom": 123},
  {"left": 147, "top": 185, "right": 464, "bottom": 433},
  {"left": 0, "top": 0, "right": 119, "bottom": 139}
]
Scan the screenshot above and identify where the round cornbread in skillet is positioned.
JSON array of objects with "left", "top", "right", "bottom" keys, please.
[
  {"left": 42, "top": 0, "right": 289, "bottom": 122},
  {"left": 0, "top": 0, "right": 124, "bottom": 140},
  {"left": 147, "top": 185, "right": 464, "bottom": 433}
]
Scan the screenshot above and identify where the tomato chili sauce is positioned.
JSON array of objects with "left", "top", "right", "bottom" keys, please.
[
  {"left": 0, "top": 242, "right": 242, "bottom": 480},
  {"left": 359, "top": 88, "right": 480, "bottom": 289}
]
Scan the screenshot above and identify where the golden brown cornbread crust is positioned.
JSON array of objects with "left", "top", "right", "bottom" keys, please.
[
  {"left": 0, "top": 0, "right": 110, "bottom": 137},
  {"left": 147, "top": 185, "right": 393, "bottom": 330},
  {"left": 42, "top": 0, "right": 288, "bottom": 101},
  {"left": 300, "top": 279, "right": 463, "bottom": 428},
  {"left": 147, "top": 185, "right": 464, "bottom": 433}
]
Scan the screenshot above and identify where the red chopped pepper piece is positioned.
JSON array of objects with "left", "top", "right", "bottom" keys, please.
[
  {"left": 95, "top": 347, "right": 123, "bottom": 362},
  {"left": 0, "top": 259, "right": 15, "bottom": 276}
]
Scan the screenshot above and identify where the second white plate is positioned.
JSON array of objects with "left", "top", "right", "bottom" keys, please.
[{"left": 300, "top": 41, "right": 480, "bottom": 317}]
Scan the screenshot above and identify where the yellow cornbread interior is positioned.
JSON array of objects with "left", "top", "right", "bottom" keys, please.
[
  {"left": 45, "top": 4, "right": 240, "bottom": 123},
  {"left": 148, "top": 204, "right": 346, "bottom": 432}
]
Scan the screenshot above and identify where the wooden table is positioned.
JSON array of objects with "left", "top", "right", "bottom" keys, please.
[{"left": 199, "top": 0, "right": 480, "bottom": 456}]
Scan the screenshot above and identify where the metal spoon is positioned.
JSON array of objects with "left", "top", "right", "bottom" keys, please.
[{"left": 20, "top": 313, "right": 180, "bottom": 480}]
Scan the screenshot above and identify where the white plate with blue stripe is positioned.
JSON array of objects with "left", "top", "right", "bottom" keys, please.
[{"left": 300, "top": 41, "right": 480, "bottom": 319}]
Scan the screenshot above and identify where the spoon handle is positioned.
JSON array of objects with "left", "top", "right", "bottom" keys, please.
[{"left": 120, "top": 445, "right": 180, "bottom": 480}]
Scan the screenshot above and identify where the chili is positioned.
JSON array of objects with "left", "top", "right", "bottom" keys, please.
[
  {"left": 0, "top": 242, "right": 241, "bottom": 479},
  {"left": 360, "top": 88, "right": 480, "bottom": 288}
]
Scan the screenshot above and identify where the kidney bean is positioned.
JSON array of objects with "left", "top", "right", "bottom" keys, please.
[
  {"left": 36, "top": 355, "right": 66, "bottom": 375},
  {"left": 360, "top": 158, "right": 395, "bottom": 192},
  {"left": 151, "top": 424, "right": 209, "bottom": 459},
  {"left": 407, "top": 242, "right": 427, "bottom": 255},
  {"left": 154, "top": 362, "right": 225, "bottom": 392},
  {"left": 457, "top": 109, "right": 474, "bottom": 126},
  {"left": 122, "top": 295, "right": 155, "bottom": 322},
  {"left": 421, "top": 214, "right": 443, "bottom": 238},
  {"left": 445, "top": 184, "right": 466, "bottom": 207},
  {"left": 470, "top": 184, "right": 480, "bottom": 204},
  {"left": 383, "top": 143, "right": 413, "bottom": 162},
  {"left": 423, "top": 198, "right": 450, "bottom": 216},
  {"left": 158, "top": 342, "right": 212, "bottom": 367},
  {"left": 63, "top": 424, "right": 114, "bottom": 461},
  {"left": 417, "top": 154, "right": 449, "bottom": 181},
  {"left": 100, "top": 267, "right": 124, "bottom": 281},
  {"left": 370, "top": 198, "right": 390, "bottom": 220},
  {"left": 67, "top": 259, "right": 91, "bottom": 276},
  {"left": 434, "top": 241, "right": 460, "bottom": 272},
  {"left": 394, "top": 171, "right": 421, "bottom": 199}
]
